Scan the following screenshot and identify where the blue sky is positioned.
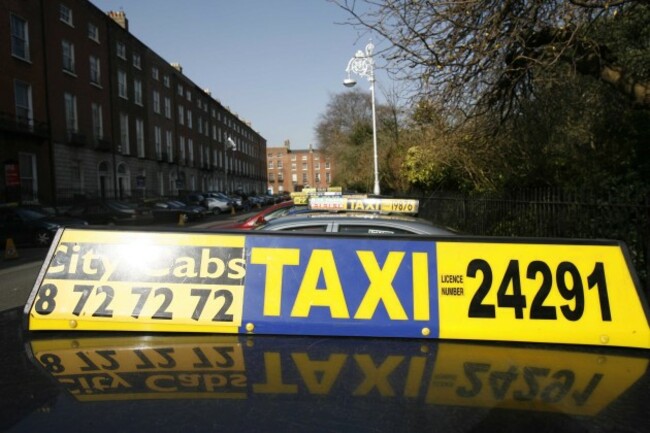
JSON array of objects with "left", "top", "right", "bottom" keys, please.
[{"left": 90, "top": 0, "right": 378, "bottom": 149}]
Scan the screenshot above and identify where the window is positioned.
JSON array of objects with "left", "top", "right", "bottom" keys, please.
[
  {"left": 277, "top": 160, "right": 283, "bottom": 169},
  {"left": 179, "top": 136, "right": 186, "bottom": 161},
  {"left": 14, "top": 81, "right": 32, "bottom": 126},
  {"left": 302, "top": 155, "right": 307, "bottom": 160},
  {"left": 325, "top": 161, "right": 331, "bottom": 169},
  {"left": 315, "top": 173, "right": 321, "bottom": 183},
  {"left": 164, "top": 97, "right": 171, "bottom": 118},
  {"left": 152, "top": 67, "right": 159, "bottom": 80},
  {"left": 60, "top": 4, "right": 73, "bottom": 26},
  {"left": 268, "top": 161, "right": 274, "bottom": 169},
  {"left": 269, "top": 173, "right": 275, "bottom": 182},
  {"left": 19, "top": 153, "right": 38, "bottom": 201},
  {"left": 89, "top": 56, "right": 101, "bottom": 85},
  {"left": 10, "top": 14, "right": 29, "bottom": 61},
  {"left": 154, "top": 126, "right": 162, "bottom": 158},
  {"left": 186, "top": 110, "right": 192, "bottom": 128},
  {"left": 197, "top": 116, "right": 203, "bottom": 134},
  {"left": 165, "top": 131, "right": 173, "bottom": 161},
  {"left": 178, "top": 105, "right": 184, "bottom": 125},
  {"left": 136, "top": 119, "right": 145, "bottom": 157},
  {"left": 177, "top": 84, "right": 183, "bottom": 95},
  {"left": 88, "top": 23, "right": 99, "bottom": 42},
  {"left": 302, "top": 173, "right": 308, "bottom": 183},
  {"left": 134, "top": 79, "right": 142, "bottom": 105},
  {"left": 314, "top": 161, "right": 320, "bottom": 170},
  {"left": 133, "top": 53, "right": 141, "bottom": 69},
  {"left": 326, "top": 172, "right": 331, "bottom": 183},
  {"left": 62, "top": 40, "right": 75, "bottom": 73},
  {"left": 302, "top": 162, "right": 307, "bottom": 171},
  {"left": 186, "top": 90, "right": 192, "bottom": 101},
  {"left": 116, "top": 41, "right": 126, "bottom": 59},
  {"left": 292, "top": 174, "right": 297, "bottom": 182},
  {"left": 119, "top": 113, "right": 129, "bottom": 154},
  {"left": 64, "top": 93, "right": 77, "bottom": 133},
  {"left": 188, "top": 139, "right": 194, "bottom": 164},
  {"left": 117, "top": 70, "right": 127, "bottom": 98},
  {"left": 291, "top": 163, "right": 296, "bottom": 171},
  {"left": 153, "top": 91, "right": 160, "bottom": 114},
  {"left": 163, "top": 75, "right": 170, "bottom": 87},
  {"left": 91, "top": 103, "right": 103, "bottom": 139}
]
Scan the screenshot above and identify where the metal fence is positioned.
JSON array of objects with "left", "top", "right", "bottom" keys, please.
[{"left": 416, "top": 189, "right": 650, "bottom": 295}]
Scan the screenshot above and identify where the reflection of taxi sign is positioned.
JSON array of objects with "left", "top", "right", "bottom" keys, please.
[
  {"left": 28, "top": 335, "right": 647, "bottom": 414},
  {"left": 309, "top": 197, "right": 419, "bottom": 214},
  {"left": 25, "top": 228, "right": 650, "bottom": 349},
  {"left": 291, "top": 189, "right": 344, "bottom": 205}
]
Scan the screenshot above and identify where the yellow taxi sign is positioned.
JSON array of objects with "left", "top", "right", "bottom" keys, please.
[
  {"left": 25, "top": 228, "right": 650, "bottom": 349},
  {"left": 308, "top": 197, "right": 419, "bottom": 214}
]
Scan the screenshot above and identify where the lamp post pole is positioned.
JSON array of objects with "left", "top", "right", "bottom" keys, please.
[
  {"left": 344, "top": 41, "right": 380, "bottom": 196},
  {"left": 225, "top": 137, "right": 236, "bottom": 193}
]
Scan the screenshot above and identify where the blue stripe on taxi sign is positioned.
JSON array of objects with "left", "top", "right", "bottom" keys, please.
[{"left": 243, "top": 235, "right": 440, "bottom": 338}]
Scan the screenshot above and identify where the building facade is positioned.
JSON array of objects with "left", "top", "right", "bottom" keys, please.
[
  {"left": 266, "top": 140, "right": 334, "bottom": 194},
  {"left": 0, "top": 0, "right": 267, "bottom": 204}
]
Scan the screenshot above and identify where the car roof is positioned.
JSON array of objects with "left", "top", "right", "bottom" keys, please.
[{"left": 257, "top": 211, "right": 456, "bottom": 235}]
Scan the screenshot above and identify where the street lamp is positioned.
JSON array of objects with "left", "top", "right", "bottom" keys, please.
[
  {"left": 344, "top": 41, "right": 380, "bottom": 195},
  {"left": 225, "top": 136, "right": 236, "bottom": 193}
]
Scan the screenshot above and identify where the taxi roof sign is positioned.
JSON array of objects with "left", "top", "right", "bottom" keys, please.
[
  {"left": 24, "top": 228, "right": 650, "bottom": 349},
  {"left": 308, "top": 197, "right": 419, "bottom": 214}
]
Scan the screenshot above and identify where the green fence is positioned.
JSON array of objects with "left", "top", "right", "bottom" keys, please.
[{"left": 416, "top": 189, "right": 650, "bottom": 297}]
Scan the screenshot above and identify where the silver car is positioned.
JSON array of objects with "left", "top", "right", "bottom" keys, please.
[{"left": 256, "top": 212, "right": 455, "bottom": 235}]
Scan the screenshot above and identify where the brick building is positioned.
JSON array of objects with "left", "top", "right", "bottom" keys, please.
[
  {"left": 1, "top": 0, "right": 267, "bottom": 204},
  {"left": 266, "top": 140, "right": 334, "bottom": 194}
]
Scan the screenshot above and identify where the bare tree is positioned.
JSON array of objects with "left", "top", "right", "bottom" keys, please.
[{"left": 332, "top": 0, "right": 650, "bottom": 121}]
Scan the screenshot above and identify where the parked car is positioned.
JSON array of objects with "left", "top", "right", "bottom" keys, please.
[
  {"left": 256, "top": 212, "right": 455, "bottom": 235},
  {"left": 139, "top": 200, "right": 200, "bottom": 223},
  {"left": 0, "top": 205, "right": 87, "bottom": 246},
  {"left": 64, "top": 200, "right": 153, "bottom": 225},
  {"left": 201, "top": 197, "right": 232, "bottom": 214}
]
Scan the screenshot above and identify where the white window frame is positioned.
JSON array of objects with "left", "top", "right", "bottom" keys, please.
[
  {"left": 154, "top": 126, "right": 162, "bottom": 159},
  {"left": 10, "top": 14, "right": 30, "bottom": 61},
  {"left": 89, "top": 55, "right": 101, "bottom": 85},
  {"left": 132, "top": 52, "right": 141, "bottom": 69},
  {"left": 134, "top": 79, "right": 143, "bottom": 105},
  {"left": 91, "top": 103, "right": 103, "bottom": 139},
  {"left": 62, "top": 39, "right": 75, "bottom": 73},
  {"left": 88, "top": 22, "right": 99, "bottom": 42},
  {"left": 119, "top": 112, "right": 130, "bottom": 154},
  {"left": 64, "top": 92, "right": 78, "bottom": 134},
  {"left": 136, "top": 118, "right": 145, "bottom": 157},
  {"left": 14, "top": 80, "right": 33, "bottom": 126},
  {"left": 118, "top": 70, "right": 127, "bottom": 99},
  {"left": 116, "top": 41, "right": 126, "bottom": 59},
  {"left": 165, "top": 130, "right": 173, "bottom": 161},
  {"left": 164, "top": 97, "right": 171, "bottom": 118},
  {"left": 60, "top": 4, "right": 73, "bottom": 26},
  {"left": 153, "top": 91, "right": 160, "bottom": 114}
]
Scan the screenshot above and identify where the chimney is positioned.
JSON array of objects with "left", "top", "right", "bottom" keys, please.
[
  {"left": 107, "top": 10, "right": 128, "bottom": 30},
  {"left": 171, "top": 63, "right": 183, "bottom": 73},
  {"left": 284, "top": 139, "right": 291, "bottom": 149}
]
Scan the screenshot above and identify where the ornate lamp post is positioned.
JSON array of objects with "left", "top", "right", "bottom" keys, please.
[
  {"left": 225, "top": 136, "right": 236, "bottom": 193},
  {"left": 344, "top": 41, "right": 380, "bottom": 195}
]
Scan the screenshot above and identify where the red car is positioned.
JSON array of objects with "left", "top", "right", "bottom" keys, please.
[{"left": 216, "top": 200, "right": 303, "bottom": 230}]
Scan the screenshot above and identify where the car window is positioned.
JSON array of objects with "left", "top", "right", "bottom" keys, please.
[
  {"left": 274, "top": 224, "right": 328, "bottom": 233},
  {"left": 15, "top": 208, "right": 48, "bottom": 220},
  {"left": 265, "top": 207, "right": 292, "bottom": 221},
  {"left": 338, "top": 224, "right": 412, "bottom": 234}
]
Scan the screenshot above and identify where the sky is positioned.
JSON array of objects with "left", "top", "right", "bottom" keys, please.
[{"left": 90, "top": 0, "right": 380, "bottom": 150}]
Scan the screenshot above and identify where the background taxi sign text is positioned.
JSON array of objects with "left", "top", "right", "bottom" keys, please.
[{"left": 25, "top": 228, "right": 650, "bottom": 349}]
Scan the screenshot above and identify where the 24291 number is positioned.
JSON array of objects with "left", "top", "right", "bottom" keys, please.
[{"left": 467, "top": 260, "right": 612, "bottom": 321}]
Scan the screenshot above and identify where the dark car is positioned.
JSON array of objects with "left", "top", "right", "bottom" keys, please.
[
  {"left": 141, "top": 200, "right": 201, "bottom": 223},
  {"left": 64, "top": 200, "right": 153, "bottom": 225},
  {"left": 0, "top": 205, "right": 87, "bottom": 246}
]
